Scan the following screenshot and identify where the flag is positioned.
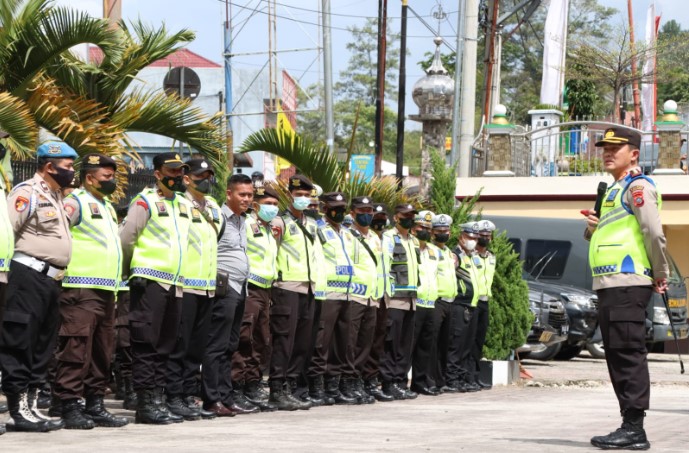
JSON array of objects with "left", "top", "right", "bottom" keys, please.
[
  {"left": 540, "top": 0, "right": 569, "bottom": 106},
  {"left": 641, "top": 5, "right": 659, "bottom": 133},
  {"left": 103, "top": 0, "right": 122, "bottom": 29},
  {"left": 282, "top": 70, "right": 298, "bottom": 129},
  {"left": 275, "top": 104, "right": 293, "bottom": 172}
]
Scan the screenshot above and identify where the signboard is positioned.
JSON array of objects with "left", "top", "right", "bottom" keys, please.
[{"left": 350, "top": 154, "right": 375, "bottom": 182}]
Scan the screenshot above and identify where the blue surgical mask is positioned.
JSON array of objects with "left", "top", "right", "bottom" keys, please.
[
  {"left": 258, "top": 204, "right": 279, "bottom": 222},
  {"left": 292, "top": 196, "right": 311, "bottom": 211},
  {"left": 355, "top": 213, "right": 373, "bottom": 227}
]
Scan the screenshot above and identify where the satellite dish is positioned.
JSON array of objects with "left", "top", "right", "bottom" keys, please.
[{"left": 163, "top": 67, "right": 201, "bottom": 100}]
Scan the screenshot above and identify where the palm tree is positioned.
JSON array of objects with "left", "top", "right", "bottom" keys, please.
[{"left": 0, "top": 92, "right": 38, "bottom": 157}]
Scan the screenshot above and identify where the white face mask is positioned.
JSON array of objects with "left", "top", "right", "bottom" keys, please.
[{"left": 464, "top": 239, "right": 477, "bottom": 251}]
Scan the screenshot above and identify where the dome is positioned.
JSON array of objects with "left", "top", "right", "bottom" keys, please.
[{"left": 412, "top": 36, "right": 455, "bottom": 118}]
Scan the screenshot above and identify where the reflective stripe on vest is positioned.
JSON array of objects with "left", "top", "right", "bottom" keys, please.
[
  {"left": 349, "top": 228, "right": 380, "bottom": 302},
  {"left": 130, "top": 188, "right": 191, "bottom": 286},
  {"left": 63, "top": 189, "right": 122, "bottom": 291},
  {"left": 247, "top": 215, "right": 278, "bottom": 288},
  {"left": 0, "top": 191, "right": 14, "bottom": 273},
  {"left": 384, "top": 230, "right": 419, "bottom": 298},
  {"left": 477, "top": 253, "right": 496, "bottom": 299},
  {"left": 182, "top": 195, "right": 219, "bottom": 291},
  {"left": 416, "top": 245, "right": 439, "bottom": 308},
  {"left": 318, "top": 223, "right": 353, "bottom": 295},
  {"left": 277, "top": 214, "right": 318, "bottom": 283},
  {"left": 436, "top": 245, "right": 458, "bottom": 300}
]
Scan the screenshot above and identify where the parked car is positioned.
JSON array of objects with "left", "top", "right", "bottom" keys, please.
[{"left": 518, "top": 287, "right": 569, "bottom": 358}]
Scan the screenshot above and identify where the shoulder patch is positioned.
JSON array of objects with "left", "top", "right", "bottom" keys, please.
[
  {"left": 632, "top": 189, "right": 645, "bottom": 207},
  {"left": 15, "top": 196, "right": 29, "bottom": 212},
  {"left": 136, "top": 200, "right": 149, "bottom": 210}
]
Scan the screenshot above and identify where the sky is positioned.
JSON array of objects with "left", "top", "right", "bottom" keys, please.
[{"left": 56, "top": 0, "right": 687, "bottom": 122}]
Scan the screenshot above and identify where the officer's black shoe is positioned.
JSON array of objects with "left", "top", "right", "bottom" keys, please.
[
  {"left": 398, "top": 383, "right": 418, "bottom": 400},
  {"left": 62, "top": 399, "right": 96, "bottom": 430},
  {"left": 244, "top": 381, "right": 269, "bottom": 402},
  {"left": 47, "top": 395, "right": 62, "bottom": 418},
  {"left": 183, "top": 396, "right": 217, "bottom": 419},
  {"left": 153, "top": 388, "right": 183, "bottom": 423},
  {"left": 339, "top": 377, "right": 364, "bottom": 405},
  {"left": 325, "top": 376, "right": 357, "bottom": 405},
  {"left": 36, "top": 387, "right": 51, "bottom": 409},
  {"left": 410, "top": 384, "right": 440, "bottom": 396},
  {"left": 84, "top": 395, "right": 129, "bottom": 427},
  {"left": 591, "top": 409, "right": 650, "bottom": 450},
  {"left": 306, "top": 376, "right": 326, "bottom": 407},
  {"left": 476, "top": 379, "right": 492, "bottom": 390},
  {"left": 353, "top": 378, "right": 375, "bottom": 404},
  {"left": 27, "top": 388, "right": 64, "bottom": 431},
  {"left": 268, "top": 380, "right": 300, "bottom": 411},
  {"left": 166, "top": 395, "right": 201, "bottom": 421},
  {"left": 5, "top": 392, "right": 50, "bottom": 433},
  {"left": 226, "top": 391, "right": 260, "bottom": 415},
  {"left": 122, "top": 377, "right": 137, "bottom": 411},
  {"left": 135, "top": 390, "right": 174, "bottom": 425},
  {"left": 381, "top": 381, "right": 405, "bottom": 400},
  {"left": 463, "top": 381, "right": 481, "bottom": 393},
  {"left": 365, "top": 379, "right": 394, "bottom": 402},
  {"left": 441, "top": 381, "right": 462, "bottom": 393}
]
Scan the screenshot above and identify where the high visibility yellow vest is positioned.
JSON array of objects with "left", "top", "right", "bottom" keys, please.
[
  {"left": 348, "top": 227, "right": 379, "bottom": 301},
  {"left": 435, "top": 244, "right": 458, "bottom": 301},
  {"left": 63, "top": 189, "right": 122, "bottom": 291},
  {"left": 182, "top": 195, "right": 221, "bottom": 291},
  {"left": 457, "top": 250, "right": 481, "bottom": 307},
  {"left": 130, "top": 188, "right": 191, "bottom": 286},
  {"left": 318, "top": 222, "right": 354, "bottom": 295},
  {"left": 0, "top": 190, "right": 14, "bottom": 273},
  {"left": 277, "top": 213, "right": 319, "bottom": 283},
  {"left": 477, "top": 252, "right": 497, "bottom": 299},
  {"left": 416, "top": 244, "right": 439, "bottom": 308},
  {"left": 383, "top": 230, "right": 419, "bottom": 298},
  {"left": 589, "top": 175, "right": 660, "bottom": 280},
  {"left": 246, "top": 214, "right": 278, "bottom": 288}
]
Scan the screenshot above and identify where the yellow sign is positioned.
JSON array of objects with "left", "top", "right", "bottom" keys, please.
[
  {"left": 276, "top": 107, "right": 294, "bottom": 172},
  {"left": 668, "top": 298, "right": 687, "bottom": 308},
  {"left": 445, "top": 136, "right": 452, "bottom": 152}
]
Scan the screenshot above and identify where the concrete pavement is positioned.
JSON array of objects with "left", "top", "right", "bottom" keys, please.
[{"left": 1, "top": 352, "right": 688, "bottom": 452}]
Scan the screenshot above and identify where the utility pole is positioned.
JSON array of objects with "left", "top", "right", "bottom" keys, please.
[
  {"left": 627, "top": 0, "right": 642, "bottom": 127},
  {"left": 223, "top": 1, "right": 234, "bottom": 167},
  {"left": 374, "top": 0, "right": 388, "bottom": 177},
  {"left": 451, "top": 0, "right": 467, "bottom": 175},
  {"left": 458, "top": 0, "right": 479, "bottom": 177},
  {"left": 395, "top": 0, "right": 408, "bottom": 186},
  {"left": 322, "top": 0, "right": 335, "bottom": 155},
  {"left": 482, "top": 0, "right": 500, "bottom": 125}
]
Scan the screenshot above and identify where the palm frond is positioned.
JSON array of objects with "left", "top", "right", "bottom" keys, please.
[
  {"left": 0, "top": 91, "right": 38, "bottom": 158},
  {"left": 342, "top": 172, "right": 419, "bottom": 213}
]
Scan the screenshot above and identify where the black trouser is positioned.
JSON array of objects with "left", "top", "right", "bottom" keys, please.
[
  {"left": 597, "top": 286, "right": 653, "bottom": 412},
  {"left": 470, "top": 300, "right": 490, "bottom": 383},
  {"left": 361, "top": 298, "right": 386, "bottom": 381},
  {"left": 343, "top": 302, "right": 377, "bottom": 379},
  {"left": 167, "top": 292, "right": 213, "bottom": 397},
  {"left": 309, "top": 299, "right": 350, "bottom": 379},
  {"left": 202, "top": 285, "right": 245, "bottom": 404},
  {"left": 380, "top": 307, "right": 415, "bottom": 384},
  {"left": 115, "top": 291, "right": 133, "bottom": 380},
  {"left": 129, "top": 280, "right": 182, "bottom": 391},
  {"left": 446, "top": 303, "right": 476, "bottom": 384},
  {"left": 411, "top": 307, "right": 436, "bottom": 389},
  {"left": 232, "top": 285, "right": 272, "bottom": 385},
  {"left": 433, "top": 300, "right": 454, "bottom": 388},
  {"left": 0, "top": 261, "right": 60, "bottom": 395},
  {"left": 0, "top": 281, "right": 6, "bottom": 329}
]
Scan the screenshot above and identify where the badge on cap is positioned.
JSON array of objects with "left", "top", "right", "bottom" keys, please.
[
  {"left": 291, "top": 178, "right": 300, "bottom": 187},
  {"left": 605, "top": 130, "right": 615, "bottom": 139},
  {"left": 175, "top": 154, "right": 181, "bottom": 161},
  {"left": 336, "top": 194, "right": 343, "bottom": 201},
  {"left": 375, "top": 205, "right": 384, "bottom": 212},
  {"left": 424, "top": 212, "right": 433, "bottom": 222},
  {"left": 201, "top": 161, "right": 208, "bottom": 169},
  {"left": 88, "top": 155, "right": 100, "bottom": 165},
  {"left": 47, "top": 144, "right": 62, "bottom": 155},
  {"left": 363, "top": 198, "right": 369, "bottom": 204}
]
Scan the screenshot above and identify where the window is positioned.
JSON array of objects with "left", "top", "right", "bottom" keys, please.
[
  {"left": 507, "top": 238, "right": 522, "bottom": 258},
  {"left": 524, "top": 239, "right": 572, "bottom": 279}
]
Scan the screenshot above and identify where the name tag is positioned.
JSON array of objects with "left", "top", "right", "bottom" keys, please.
[
  {"left": 155, "top": 202, "right": 168, "bottom": 216},
  {"left": 89, "top": 203, "right": 102, "bottom": 219}
]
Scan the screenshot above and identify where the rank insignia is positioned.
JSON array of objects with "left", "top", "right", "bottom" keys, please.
[
  {"left": 45, "top": 211, "right": 56, "bottom": 218},
  {"left": 179, "top": 203, "right": 188, "bottom": 218},
  {"left": 191, "top": 208, "right": 202, "bottom": 222},
  {"left": 15, "top": 196, "right": 29, "bottom": 212},
  {"left": 88, "top": 203, "right": 102, "bottom": 218},
  {"left": 155, "top": 202, "right": 169, "bottom": 216},
  {"left": 88, "top": 155, "right": 101, "bottom": 165}
]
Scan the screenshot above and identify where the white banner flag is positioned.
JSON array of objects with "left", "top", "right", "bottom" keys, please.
[
  {"left": 641, "top": 4, "right": 657, "bottom": 133},
  {"left": 540, "top": 0, "right": 569, "bottom": 106}
]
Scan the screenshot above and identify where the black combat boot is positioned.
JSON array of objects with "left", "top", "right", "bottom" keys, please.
[
  {"left": 353, "top": 378, "right": 375, "bottom": 404},
  {"left": 381, "top": 381, "right": 406, "bottom": 400},
  {"left": 463, "top": 380, "right": 481, "bottom": 393},
  {"left": 591, "top": 409, "right": 650, "bottom": 450},
  {"left": 166, "top": 394, "right": 201, "bottom": 421},
  {"left": 61, "top": 399, "right": 96, "bottom": 430},
  {"left": 85, "top": 395, "right": 129, "bottom": 427},
  {"left": 154, "top": 388, "right": 183, "bottom": 423},
  {"left": 340, "top": 377, "right": 364, "bottom": 405},
  {"left": 268, "top": 380, "right": 300, "bottom": 411},
  {"left": 27, "top": 388, "right": 64, "bottom": 431},
  {"left": 5, "top": 392, "right": 50, "bottom": 433},
  {"left": 36, "top": 386, "right": 51, "bottom": 409},
  {"left": 364, "top": 378, "right": 393, "bottom": 402},
  {"left": 183, "top": 396, "right": 216, "bottom": 419},
  {"left": 441, "top": 380, "right": 462, "bottom": 393},
  {"left": 47, "top": 395, "right": 62, "bottom": 417},
  {"left": 307, "top": 376, "right": 329, "bottom": 407},
  {"left": 135, "top": 389, "right": 174, "bottom": 425},
  {"left": 245, "top": 381, "right": 278, "bottom": 412},
  {"left": 285, "top": 380, "right": 311, "bottom": 410},
  {"left": 122, "top": 377, "right": 137, "bottom": 410},
  {"left": 226, "top": 387, "right": 260, "bottom": 415},
  {"left": 325, "top": 375, "right": 357, "bottom": 405}
]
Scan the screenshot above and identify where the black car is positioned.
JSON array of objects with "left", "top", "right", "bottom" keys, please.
[{"left": 518, "top": 287, "right": 569, "bottom": 356}]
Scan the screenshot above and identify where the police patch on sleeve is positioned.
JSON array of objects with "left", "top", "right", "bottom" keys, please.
[
  {"left": 15, "top": 196, "right": 29, "bottom": 212},
  {"left": 632, "top": 189, "right": 644, "bottom": 207}
]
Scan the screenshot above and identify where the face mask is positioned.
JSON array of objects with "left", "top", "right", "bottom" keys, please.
[
  {"left": 96, "top": 178, "right": 117, "bottom": 196},
  {"left": 434, "top": 233, "right": 450, "bottom": 244},
  {"left": 478, "top": 237, "right": 491, "bottom": 247},
  {"left": 292, "top": 196, "right": 311, "bottom": 211},
  {"left": 192, "top": 178, "right": 211, "bottom": 194},
  {"left": 49, "top": 166, "right": 75, "bottom": 188},
  {"left": 355, "top": 213, "right": 373, "bottom": 227},
  {"left": 304, "top": 209, "right": 321, "bottom": 220},
  {"left": 326, "top": 207, "right": 346, "bottom": 223},
  {"left": 398, "top": 217, "right": 414, "bottom": 230},
  {"left": 371, "top": 218, "right": 387, "bottom": 231},
  {"left": 464, "top": 239, "right": 477, "bottom": 251},
  {"left": 257, "top": 204, "right": 279, "bottom": 222},
  {"left": 161, "top": 175, "right": 186, "bottom": 193},
  {"left": 415, "top": 230, "right": 431, "bottom": 242}
]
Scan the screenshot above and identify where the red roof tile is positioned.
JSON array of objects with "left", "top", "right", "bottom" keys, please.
[{"left": 87, "top": 46, "right": 221, "bottom": 68}]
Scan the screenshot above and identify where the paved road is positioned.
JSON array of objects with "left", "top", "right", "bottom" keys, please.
[{"left": 1, "top": 352, "right": 688, "bottom": 452}]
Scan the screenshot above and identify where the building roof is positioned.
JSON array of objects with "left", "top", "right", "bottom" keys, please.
[{"left": 88, "top": 46, "right": 221, "bottom": 68}]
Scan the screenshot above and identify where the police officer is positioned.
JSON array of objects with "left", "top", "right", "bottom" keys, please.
[
  {"left": 471, "top": 219, "right": 497, "bottom": 390},
  {"left": 120, "top": 152, "right": 192, "bottom": 425},
  {"left": 269, "top": 174, "right": 319, "bottom": 411},
  {"left": 380, "top": 203, "right": 420, "bottom": 400},
  {"left": 0, "top": 129, "right": 13, "bottom": 436},
  {"left": 231, "top": 182, "right": 279, "bottom": 412},
  {"left": 430, "top": 214, "right": 458, "bottom": 392},
  {"left": 53, "top": 154, "right": 128, "bottom": 429},
  {"left": 165, "top": 158, "right": 222, "bottom": 421},
  {"left": 0, "top": 141, "right": 76, "bottom": 432},
  {"left": 585, "top": 127, "right": 668, "bottom": 450},
  {"left": 360, "top": 202, "right": 393, "bottom": 402},
  {"left": 445, "top": 222, "right": 482, "bottom": 393}
]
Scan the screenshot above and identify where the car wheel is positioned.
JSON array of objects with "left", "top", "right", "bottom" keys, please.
[
  {"left": 524, "top": 343, "right": 562, "bottom": 361},
  {"left": 554, "top": 344, "right": 584, "bottom": 361},
  {"left": 586, "top": 341, "right": 605, "bottom": 359}
]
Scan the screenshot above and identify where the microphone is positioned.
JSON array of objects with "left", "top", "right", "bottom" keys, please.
[{"left": 593, "top": 181, "right": 608, "bottom": 217}]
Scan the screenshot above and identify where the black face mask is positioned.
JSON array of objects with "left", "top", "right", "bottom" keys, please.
[
  {"left": 371, "top": 218, "right": 387, "bottom": 231},
  {"left": 326, "top": 207, "right": 346, "bottom": 223},
  {"left": 355, "top": 213, "right": 373, "bottom": 227},
  {"left": 415, "top": 230, "right": 431, "bottom": 242},
  {"left": 434, "top": 233, "right": 450, "bottom": 244},
  {"left": 398, "top": 217, "right": 414, "bottom": 230},
  {"left": 162, "top": 175, "right": 186, "bottom": 193},
  {"left": 0, "top": 143, "right": 7, "bottom": 161},
  {"left": 478, "top": 237, "right": 491, "bottom": 247},
  {"left": 192, "top": 178, "right": 211, "bottom": 194},
  {"left": 49, "top": 166, "right": 75, "bottom": 189},
  {"left": 96, "top": 178, "right": 117, "bottom": 196},
  {"left": 304, "top": 209, "right": 321, "bottom": 220}
]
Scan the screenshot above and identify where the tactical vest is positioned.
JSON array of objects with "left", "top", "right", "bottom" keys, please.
[
  {"left": 435, "top": 244, "right": 458, "bottom": 301},
  {"left": 318, "top": 222, "right": 353, "bottom": 296},
  {"left": 63, "top": 189, "right": 122, "bottom": 291},
  {"left": 383, "top": 230, "right": 419, "bottom": 298},
  {"left": 129, "top": 188, "right": 191, "bottom": 286},
  {"left": 455, "top": 248, "right": 481, "bottom": 307},
  {"left": 277, "top": 213, "right": 318, "bottom": 283},
  {"left": 589, "top": 175, "right": 661, "bottom": 280},
  {"left": 182, "top": 195, "right": 221, "bottom": 291},
  {"left": 349, "top": 228, "right": 379, "bottom": 301},
  {"left": 416, "top": 244, "right": 439, "bottom": 308},
  {"left": 0, "top": 190, "right": 15, "bottom": 273},
  {"left": 246, "top": 215, "right": 278, "bottom": 288}
]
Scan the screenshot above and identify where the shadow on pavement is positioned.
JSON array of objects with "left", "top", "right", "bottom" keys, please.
[{"left": 502, "top": 437, "right": 592, "bottom": 448}]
